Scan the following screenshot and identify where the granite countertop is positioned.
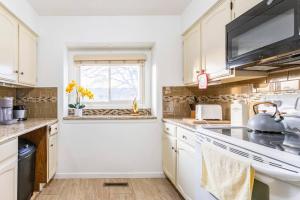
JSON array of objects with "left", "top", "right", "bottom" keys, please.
[
  {"left": 63, "top": 115, "right": 157, "bottom": 120},
  {"left": 162, "top": 118, "right": 202, "bottom": 132},
  {"left": 0, "top": 118, "right": 58, "bottom": 143}
]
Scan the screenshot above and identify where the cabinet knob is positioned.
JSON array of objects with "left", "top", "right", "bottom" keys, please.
[
  {"left": 51, "top": 144, "right": 54, "bottom": 147},
  {"left": 14, "top": 70, "right": 19, "bottom": 74},
  {"left": 20, "top": 72, "right": 24, "bottom": 75},
  {"left": 182, "top": 135, "right": 187, "bottom": 140}
]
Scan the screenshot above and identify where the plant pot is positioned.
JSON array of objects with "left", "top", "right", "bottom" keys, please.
[{"left": 74, "top": 109, "right": 83, "bottom": 117}]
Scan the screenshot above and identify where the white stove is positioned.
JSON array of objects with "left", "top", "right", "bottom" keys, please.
[{"left": 195, "top": 125, "right": 300, "bottom": 200}]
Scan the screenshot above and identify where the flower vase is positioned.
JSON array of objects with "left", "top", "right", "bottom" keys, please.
[{"left": 74, "top": 109, "right": 83, "bottom": 117}]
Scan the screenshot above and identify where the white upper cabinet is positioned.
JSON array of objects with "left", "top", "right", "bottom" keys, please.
[
  {"left": 19, "top": 25, "right": 37, "bottom": 86},
  {"left": 232, "top": 0, "right": 263, "bottom": 19},
  {"left": 201, "top": 0, "right": 232, "bottom": 80},
  {"left": 0, "top": 6, "right": 18, "bottom": 82},
  {"left": 183, "top": 23, "right": 201, "bottom": 85}
]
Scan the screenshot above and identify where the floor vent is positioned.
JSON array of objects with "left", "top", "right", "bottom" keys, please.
[{"left": 103, "top": 182, "right": 129, "bottom": 187}]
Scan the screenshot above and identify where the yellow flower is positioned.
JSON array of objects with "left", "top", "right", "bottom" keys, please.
[
  {"left": 65, "top": 80, "right": 94, "bottom": 100},
  {"left": 84, "top": 88, "right": 94, "bottom": 100},
  {"left": 77, "top": 86, "right": 85, "bottom": 96},
  {"left": 65, "top": 80, "right": 78, "bottom": 94},
  {"left": 69, "top": 80, "right": 77, "bottom": 87},
  {"left": 65, "top": 85, "right": 73, "bottom": 93}
]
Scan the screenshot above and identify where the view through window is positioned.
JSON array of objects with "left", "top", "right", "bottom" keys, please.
[{"left": 79, "top": 64, "right": 143, "bottom": 104}]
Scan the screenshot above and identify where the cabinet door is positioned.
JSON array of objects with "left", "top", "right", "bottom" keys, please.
[
  {"left": 177, "top": 140, "right": 195, "bottom": 200},
  {"left": 202, "top": 0, "right": 232, "bottom": 79},
  {"left": 0, "top": 157, "right": 18, "bottom": 200},
  {"left": 162, "top": 134, "right": 177, "bottom": 185},
  {"left": 183, "top": 23, "right": 201, "bottom": 85},
  {"left": 0, "top": 6, "right": 18, "bottom": 82},
  {"left": 232, "top": 0, "right": 263, "bottom": 19},
  {"left": 48, "top": 133, "right": 57, "bottom": 181},
  {"left": 19, "top": 25, "right": 37, "bottom": 86}
]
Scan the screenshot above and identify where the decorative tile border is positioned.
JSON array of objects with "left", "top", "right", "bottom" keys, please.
[
  {"left": 68, "top": 108, "right": 152, "bottom": 116},
  {"left": 16, "top": 88, "right": 58, "bottom": 118},
  {"left": 16, "top": 96, "right": 57, "bottom": 104}
]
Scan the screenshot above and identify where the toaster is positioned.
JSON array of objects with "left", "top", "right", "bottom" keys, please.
[{"left": 195, "top": 104, "right": 223, "bottom": 120}]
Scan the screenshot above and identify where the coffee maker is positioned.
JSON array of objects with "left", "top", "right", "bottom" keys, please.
[{"left": 0, "top": 97, "right": 17, "bottom": 125}]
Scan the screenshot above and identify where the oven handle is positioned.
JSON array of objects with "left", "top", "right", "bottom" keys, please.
[{"left": 252, "top": 161, "right": 300, "bottom": 182}]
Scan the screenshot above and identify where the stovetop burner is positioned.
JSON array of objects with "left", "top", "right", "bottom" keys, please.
[{"left": 203, "top": 127, "right": 300, "bottom": 155}]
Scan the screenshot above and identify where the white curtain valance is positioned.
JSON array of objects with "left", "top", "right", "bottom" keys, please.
[{"left": 74, "top": 54, "right": 146, "bottom": 65}]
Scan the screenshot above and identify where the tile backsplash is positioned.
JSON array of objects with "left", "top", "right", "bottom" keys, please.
[
  {"left": 68, "top": 108, "right": 151, "bottom": 116},
  {"left": 0, "top": 86, "right": 58, "bottom": 119},
  {"left": 163, "top": 69, "right": 300, "bottom": 120}
]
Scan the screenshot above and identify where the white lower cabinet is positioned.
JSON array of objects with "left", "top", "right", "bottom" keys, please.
[
  {"left": 0, "top": 138, "right": 18, "bottom": 200},
  {"left": 47, "top": 123, "right": 58, "bottom": 182},
  {"left": 163, "top": 123, "right": 196, "bottom": 200},
  {"left": 162, "top": 133, "right": 177, "bottom": 185},
  {"left": 48, "top": 133, "right": 57, "bottom": 181}
]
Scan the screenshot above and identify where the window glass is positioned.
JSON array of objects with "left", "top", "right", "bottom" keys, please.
[{"left": 79, "top": 64, "right": 142, "bottom": 104}]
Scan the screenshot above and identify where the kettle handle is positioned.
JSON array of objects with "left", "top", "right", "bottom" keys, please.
[{"left": 253, "top": 102, "right": 278, "bottom": 117}]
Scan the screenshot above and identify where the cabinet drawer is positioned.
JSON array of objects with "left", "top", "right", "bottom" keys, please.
[
  {"left": 163, "top": 123, "right": 177, "bottom": 137},
  {"left": 177, "top": 127, "right": 195, "bottom": 147},
  {"left": 49, "top": 123, "right": 58, "bottom": 136},
  {"left": 0, "top": 138, "right": 17, "bottom": 163}
]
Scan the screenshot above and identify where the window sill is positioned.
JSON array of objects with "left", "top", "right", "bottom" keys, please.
[{"left": 63, "top": 115, "right": 157, "bottom": 121}]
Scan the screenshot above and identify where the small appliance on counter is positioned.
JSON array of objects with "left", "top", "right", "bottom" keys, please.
[
  {"left": 231, "top": 100, "right": 249, "bottom": 126},
  {"left": 13, "top": 105, "right": 28, "bottom": 121},
  {"left": 0, "top": 97, "right": 18, "bottom": 125},
  {"left": 195, "top": 104, "right": 223, "bottom": 121}
]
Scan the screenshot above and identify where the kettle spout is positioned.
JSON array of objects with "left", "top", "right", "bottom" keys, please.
[{"left": 275, "top": 114, "right": 284, "bottom": 122}]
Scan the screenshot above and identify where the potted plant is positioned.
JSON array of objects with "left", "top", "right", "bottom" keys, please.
[{"left": 65, "top": 80, "right": 94, "bottom": 117}]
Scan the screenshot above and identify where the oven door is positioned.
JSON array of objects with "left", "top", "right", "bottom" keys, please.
[
  {"left": 226, "top": 0, "right": 300, "bottom": 70},
  {"left": 195, "top": 135, "right": 300, "bottom": 200}
]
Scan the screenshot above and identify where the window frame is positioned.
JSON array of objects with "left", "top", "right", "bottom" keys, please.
[
  {"left": 67, "top": 49, "right": 152, "bottom": 110},
  {"left": 76, "top": 63, "right": 145, "bottom": 108}
]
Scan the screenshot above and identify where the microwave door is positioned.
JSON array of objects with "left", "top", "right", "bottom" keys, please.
[{"left": 226, "top": 0, "right": 300, "bottom": 70}]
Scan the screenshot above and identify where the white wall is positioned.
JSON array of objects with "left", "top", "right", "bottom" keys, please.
[
  {"left": 181, "top": 0, "right": 218, "bottom": 33},
  {"left": 0, "top": 0, "right": 39, "bottom": 33},
  {"left": 37, "top": 16, "right": 183, "bottom": 177}
]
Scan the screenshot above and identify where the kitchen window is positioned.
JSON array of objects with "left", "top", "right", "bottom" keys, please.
[{"left": 72, "top": 54, "right": 149, "bottom": 108}]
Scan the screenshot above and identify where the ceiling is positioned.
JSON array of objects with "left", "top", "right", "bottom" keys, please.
[{"left": 27, "top": 0, "right": 191, "bottom": 16}]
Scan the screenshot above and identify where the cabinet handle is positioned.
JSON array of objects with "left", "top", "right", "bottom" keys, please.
[
  {"left": 171, "top": 147, "right": 177, "bottom": 152},
  {"left": 166, "top": 127, "right": 169, "bottom": 131},
  {"left": 182, "top": 135, "right": 187, "bottom": 140}
]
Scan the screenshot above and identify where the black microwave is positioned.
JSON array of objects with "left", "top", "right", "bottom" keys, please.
[{"left": 226, "top": 0, "right": 300, "bottom": 71}]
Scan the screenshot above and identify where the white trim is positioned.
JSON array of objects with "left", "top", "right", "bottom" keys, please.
[
  {"left": 55, "top": 171, "right": 164, "bottom": 179},
  {"left": 68, "top": 49, "right": 152, "bottom": 109}
]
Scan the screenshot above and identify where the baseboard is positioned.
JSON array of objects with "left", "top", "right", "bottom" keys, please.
[{"left": 55, "top": 171, "right": 165, "bottom": 179}]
